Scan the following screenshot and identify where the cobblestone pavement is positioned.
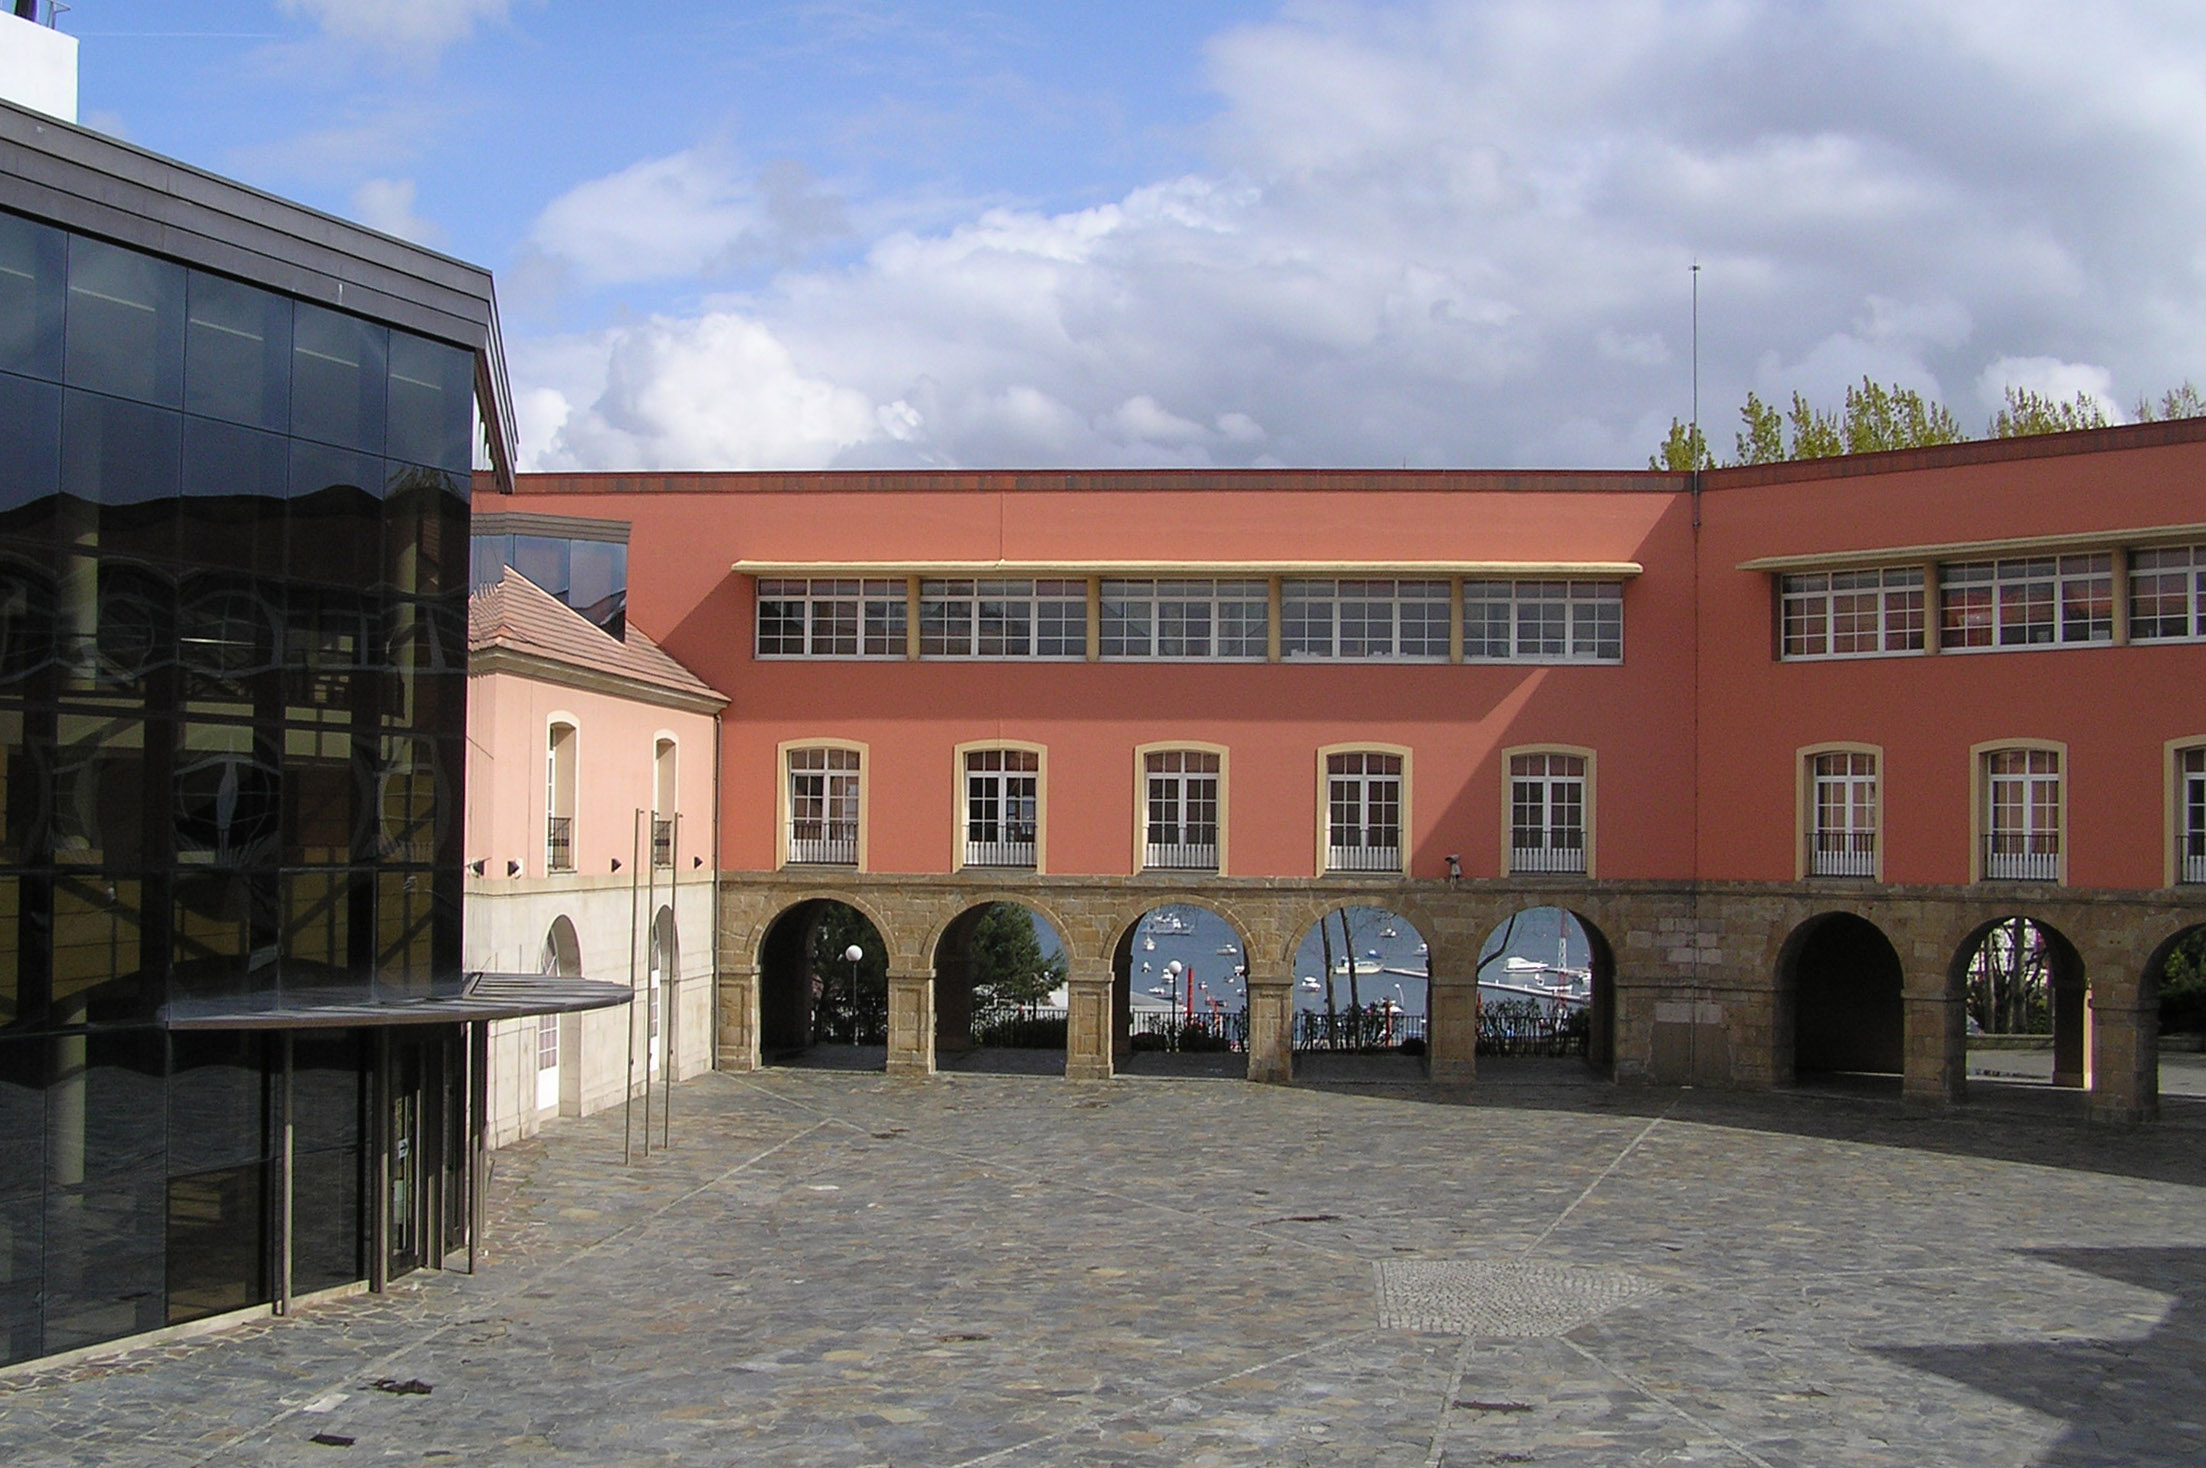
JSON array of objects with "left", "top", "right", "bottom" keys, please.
[{"left": 5, "top": 1066, "right": 2206, "bottom": 1466}]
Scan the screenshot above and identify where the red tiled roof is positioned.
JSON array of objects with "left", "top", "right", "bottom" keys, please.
[{"left": 468, "top": 568, "right": 723, "bottom": 707}]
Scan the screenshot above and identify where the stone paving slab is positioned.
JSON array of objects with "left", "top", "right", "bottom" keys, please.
[{"left": 2, "top": 1071, "right": 2204, "bottom": 1465}]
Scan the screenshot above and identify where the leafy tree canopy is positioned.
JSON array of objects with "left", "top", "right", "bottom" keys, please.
[
  {"left": 1661, "top": 376, "right": 2204, "bottom": 468},
  {"left": 968, "top": 902, "right": 1064, "bottom": 1007}
]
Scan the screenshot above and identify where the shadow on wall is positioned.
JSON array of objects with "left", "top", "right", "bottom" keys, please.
[{"left": 1875, "top": 1247, "right": 2206, "bottom": 1466}]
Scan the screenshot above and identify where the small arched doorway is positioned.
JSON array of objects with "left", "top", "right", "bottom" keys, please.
[
  {"left": 757, "top": 899, "right": 889, "bottom": 1068},
  {"left": 1474, "top": 906, "right": 1615, "bottom": 1076},
  {"left": 932, "top": 902, "right": 1068, "bottom": 1073},
  {"left": 535, "top": 916, "right": 582, "bottom": 1110},
  {"left": 1956, "top": 916, "right": 2086, "bottom": 1096},
  {"left": 1784, "top": 912, "right": 1905, "bottom": 1088},
  {"left": 1109, "top": 903, "right": 1256, "bottom": 1075}
]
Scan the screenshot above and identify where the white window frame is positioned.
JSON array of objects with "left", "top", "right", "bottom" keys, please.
[
  {"left": 1100, "top": 579, "right": 1270, "bottom": 660},
  {"left": 755, "top": 577, "right": 907, "bottom": 658},
  {"left": 1280, "top": 579, "right": 1450, "bottom": 661},
  {"left": 1319, "top": 746, "right": 1407, "bottom": 874},
  {"left": 1137, "top": 745, "right": 1225, "bottom": 871},
  {"left": 2131, "top": 544, "right": 2205, "bottom": 642},
  {"left": 1505, "top": 747, "right": 1591, "bottom": 876},
  {"left": 1799, "top": 744, "right": 1880, "bottom": 879},
  {"left": 1779, "top": 569, "right": 1925, "bottom": 659},
  {"left": 1974, "top": 742, "right": 2065, "bottom": 882},
  {"left": 1941, "top": 556, "right": 2113, "bottom": 651},
  {"left": 955, "top": 743, "right": 1044, "bottom": 870},
  {"left": 2172, "top": 740, "right": 2206, "bottom": 887},
  {"left": 1463, "top": 580, "right": 1623, "bottom": 662},
  {"left": 920, "top": 579, "right": 1086, "bottom": 658},
  {"left": 545, "top": 717, "right": 578, "bottom": 874},
  {"left": 782, "top": 742, "right": 864, "bottom": 868}
]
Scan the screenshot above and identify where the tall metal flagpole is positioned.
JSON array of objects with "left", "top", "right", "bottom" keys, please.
[
  {"left": 624, "top": 808, "right": 640, "bottom": 1164},
  {"left": 1691, "top": 260, "right": 1701, "bottom": 461},
  {"left": 664, "top": 811, "right": 679, "bottom": 1150},
  {"left": 642, "top": 805, "right": 656, "bottom": 1157}
]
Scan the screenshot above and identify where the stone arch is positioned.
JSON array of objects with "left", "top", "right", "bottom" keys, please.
[
  {"left": 1781, "top": 911, "right": 1906, "bottom": 1082},
  {"left": 539, "top": 914, "right": 582, "bottom": 977},
  {"left": 1472, "top": 904, "right": 1618, "bottom": 1073},
  {"left": 1107, "top": 897, "right": 1264, "bottom": 1071},
  {"left": 915, "top": 890, "right": 1085, "bottom": 974},
  {"left": 742, "top": 888, "right": 911, "bottom": 973},
  {"left": 928, "top": 899, "right": 1072, "bottom": 1068},
  {"left": 1951, "top": 914, "right": 2088, "bottom": 1091},
  {"left": 1291, "top": 902, "right": 1438, "bottom": 1056},
  {"left": 755, "top": 897, "right": 893, "bottom": 1065},
  {"left": 2145, "top": 921, "right": 2206, "bottom": 1036}
]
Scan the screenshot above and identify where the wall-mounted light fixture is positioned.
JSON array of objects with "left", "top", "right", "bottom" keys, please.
[
  {"left": 507, "top": 859, "right": 522, "bottom": 877},
  {"left": 692, "top": 855, "right": 704, "bottom": 869},
  {"left": 468, "top": 859, "right": 486, "bottom": 877},
  {"left": 610, "top": 857, "right": 622, "bottom": 873}
]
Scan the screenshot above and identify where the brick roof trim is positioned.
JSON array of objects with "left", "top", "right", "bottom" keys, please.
[
  {"left": 468, "top": 569, "right": 724, "bottom": 710},
  {"left": 477, "top": 415, "right": 2206, "bottom": 500}
]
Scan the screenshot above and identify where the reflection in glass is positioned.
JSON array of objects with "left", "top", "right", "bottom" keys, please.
[
  {"left": 179, "top": 416, "right": 287, "bottom": 577},
  {"left": 289, "top": 303, "right": 386, "bottom": 455},
  {"left": 376, "top": 869, "right": 434, "bottom": 999},
  {"left": 53, "top": 711, "right": 145, "bottom": 866},
  {"left": 283, "top": 728, "right": 357, "bottom": 866},
  {"left": 174, "top": 723, "right": 281, "bottom": 868},
  {"left": 0, "top": 551, "right": 57, "bottom": 685},
  {"left": 385, "top": 332, "right": 473, "bottom": 472},
  {"left": 382, "top": 466, "right": 463, "bottom": 599},
  {"left": 171, "top": 871, "right": 279, "bottom": 1003},
  {"left": 281, "top": 870, "right": 358, "bottom": 986},
  {"left": 287, "top": 441, "right": 383, "bottom": 589},
  {"left": 0, "top": 1034, "right": 42, "bottom": 1363},
  {"left": 0, "top": 876, "right": 22, "bottom": 1029},
  {"left": 49, "top": 878, "right": 150, "bottom": 1023},
  {"left": 64, "top": 236, "right": 184, "bottom": 408},
  {"left": 569, "top": 540, "right": 627, "bottom": 637},
  {"left": 0, "top": 710, "right": 44, "bottom": 867},
  {"left": 165, "top": 1165, "right": 267, "bottom": 1324},
  {"left": 61, "top": 393, "right": 183, "bottom": 564},
  {"left": 41, "top": 1028, "right": 166, "bottom": 1354},
  {"left": 184, "top": 271, "right": 290, "bottom": 433},
  {"left": 0, "top": 212, "right": 66, "bottom": 382},
  {"left": 510, "top": 535, "right": 569, "bottom": 599},
  {"left": 0, "top": 372, "right": 62, "bottom": 521}
]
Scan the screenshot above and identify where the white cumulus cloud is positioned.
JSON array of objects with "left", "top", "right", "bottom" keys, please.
[
  {"left": 280, "top": 0, "right": 514, "bottom": 66},
  {"left": 512, "top": 0, "right": 2206, "bottom": 471},
  {"left": 348, "top": 178, "right": 442, "bottom": 246}
]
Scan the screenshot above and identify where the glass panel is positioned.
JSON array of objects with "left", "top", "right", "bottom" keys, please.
[
  {"left": 174, "top": 722, "right": 282, "bottom": 868},
  {"left": 510, "top": 535, "right": 570, "bottom": 601},
  {"left": 287, "top": 441, "right": 384, "bottom": 588},
  {"left": 65, "top": 236, "right": 185, "bottom": 409},
  {"left": 281, "top": 870, "right": 361, "bottom": 989},
  {"left": 0, "top": 547, "right": 56, "bottom": 688},
  {"left": 0, "top": 210, "right": 67, "bottom": 382},
  {"left": 381, "top": 465, "right": 466, "bottom": 600},
  {"left": 165, "top": 1164, "right": 267, "bottom": 1324},
  {"left": 171, "top": 872, "right": 279, "bottom": 1006},
  {"left": 568, "top": 539, "right": 626, "bottom": 635},
  {"left": 384, "top": 331, "right": 473, "bottom": 472},
  {"left": 0, "top": 1034, "right": 42, "bottom": 1366},
  {"left": 40, "top": 1028, "right": 166, "bottom": 1355},
  {"left": 49, "top": 876, "right": 152, "bottom": 1024},
  {"left": 0, "top": 372, "right": 63, "bottom": 532},
  {"left": 377, "top": 869, "right": 435, "bottom": 999},
  {"left": 290, "top": 1030, "right": 364, "bottom": 1294},
  {"left": 289, "top": 303, "right": 387, "bottom": 454},
  {"left": 184, "top": 271, "right": 291, "bottom": 433},
  {"left": 0, "top": 874, "right": 23, "bottom": 1030},
  {"left": 178, "top": 416, "right": 288, "bottom": 577},
  {"left": 52, "top": 710, "right": 146, "bottom": 867},
  {"left": 60, "top": 391, "right": 184, "bottom": 562}
]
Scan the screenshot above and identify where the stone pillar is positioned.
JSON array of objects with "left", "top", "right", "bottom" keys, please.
[
  {"left": 1902, "top": 969, "right": 1966, "bottom": 1106},
  {"left": 2087, "top": 996, "right": 2157, "bottom": 1124},
  {"left": 2050, "top": 983, "right": 2088, "bottom": 1089},
  {"left": 1065, "top": 961, "right": 1115, "bottom": 1081},
  {"left": 886, "top": 970, "right": 935, "bottom": 1078},
  {"left": 1427, "top": 972, "right": 1478, "bottom": 1084},
  {"left": 717, "top": 964, "right": 759, "bottom": 1072},
  {"left": 1245, "top": 967, "right": 1293, "bottom": 1084}
]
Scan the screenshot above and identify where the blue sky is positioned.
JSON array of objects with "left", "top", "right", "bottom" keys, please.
[{"left": 57, "top": 1, "right": 2206, "bottom": 472}]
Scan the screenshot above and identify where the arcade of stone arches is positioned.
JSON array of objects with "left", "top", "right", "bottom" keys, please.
[{"left": 716, "top": 877, "right": 2206, "bottom": 1121}]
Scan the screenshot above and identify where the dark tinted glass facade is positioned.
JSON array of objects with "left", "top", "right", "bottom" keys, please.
[{"left": 0, "top": 207, "right": 475, "bottom": 1365}]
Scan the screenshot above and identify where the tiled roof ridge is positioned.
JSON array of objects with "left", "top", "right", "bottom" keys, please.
[{"left": 469, "top": 568, "right": 721, "bottom": 702}]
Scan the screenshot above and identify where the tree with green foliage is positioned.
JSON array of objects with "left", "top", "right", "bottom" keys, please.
[
  {"left": 968, "top": 902, "right": 1064, "bottom": 1015},
  {"left": 1991, "top": 386, "right": 2108, "bottom": 438},
  {"left": 1840, "top": 378, "right": 1965, "bottom": 453},
  {"left": 1786, "top": 390, "right": 1845, "bottom": 458},
  {"left": 2134, "top": 381, "right": 2206, "bottom": 422},
  {"left": 2161, "top": 929, "right": 2206, "bottom": 1036},
  {"left": 1648, "top": 417, "right": 1713, "bottom": 471},
  {"left": 808, "top": 902, "right": 888, "bottom": 1044}
]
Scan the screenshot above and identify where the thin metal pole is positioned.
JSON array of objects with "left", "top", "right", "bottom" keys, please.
[
  {"left": 624, "top": 808, "right": 640, "bottom": 1165},
  {"left": 468, "top": 1020, "right": 487, "bottom": 1274},
  {"left": 275, "top": 1032, "right": 293, "bottom": 1315},
  {"left": 664, "top": 811, "right": 679, "bottom": 1150},
  {"left": 1690, "top": 260, "right": 1701, "bottom": 459},
  {"left": 643, "top": 805, "right": 656, "bottom": 1157}
]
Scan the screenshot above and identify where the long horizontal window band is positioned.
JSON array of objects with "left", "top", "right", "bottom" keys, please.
[
  {"left": 734, "top": 559, "right": 1645, "bottom": 576},
  {"left": 752, "top": 572, "right": 1632, "bottom": 663}
]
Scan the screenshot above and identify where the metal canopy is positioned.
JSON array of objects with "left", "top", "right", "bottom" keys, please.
[{"left": 163, "top": 973, "right": 633, "bottom": 1031}]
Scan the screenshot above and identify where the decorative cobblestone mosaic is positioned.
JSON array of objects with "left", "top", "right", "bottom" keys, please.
[{"left": 1373, "top": 1258, "right": 1662, "bottom": 1336}]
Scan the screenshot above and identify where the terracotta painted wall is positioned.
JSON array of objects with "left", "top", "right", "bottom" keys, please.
[
  {"left": 1694, "top": 434, "right": 2206, "bottom": 890},
  {"left": 491, "top": 439, "right": 2205, "bottom": 894}
]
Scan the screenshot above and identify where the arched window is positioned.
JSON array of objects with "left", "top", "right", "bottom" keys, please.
[
  {"left": 545, "top": 720, "right": 577, "bottom": 872},
  {"left": 652, "top": 736, "right": 677, "bottom": 867}
]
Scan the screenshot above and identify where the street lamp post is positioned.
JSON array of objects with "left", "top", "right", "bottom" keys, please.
[
  {"left": 843, "top": 944, "right": 863, "bottom": 1043},
  {"left": 1164, "top": 960, "right": 1184, "bottom": 1037}
]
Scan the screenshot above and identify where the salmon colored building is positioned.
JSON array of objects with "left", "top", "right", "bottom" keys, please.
[{"left": 484, "top": 418, "right": 2206, "bottom": 1121}]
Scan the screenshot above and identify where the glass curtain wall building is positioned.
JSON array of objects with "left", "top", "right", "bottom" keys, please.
[{"left": 0, "top": 98, "right": 617, "bottom": 1369}]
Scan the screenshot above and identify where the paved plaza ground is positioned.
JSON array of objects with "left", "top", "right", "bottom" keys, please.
[{"left": 5, "top": 1062, "right": 2206, "bottom": 1466}]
